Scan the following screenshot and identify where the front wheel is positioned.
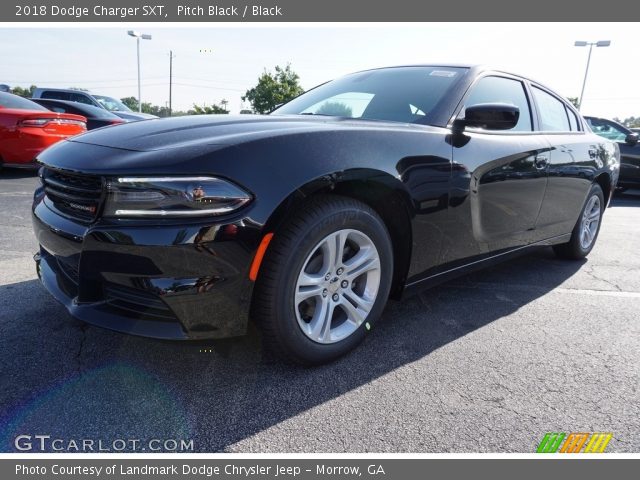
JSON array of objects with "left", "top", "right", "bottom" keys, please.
[
  {"left": 553, "top": 183, "right": 604, "bottom": 260},
  {"left": 252, "top": 195, "right": 393, "bottom": 365}
]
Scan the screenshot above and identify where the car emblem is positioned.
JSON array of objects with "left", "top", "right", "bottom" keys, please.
[{"left": 68, "top": 202, "right": 96, "bottom": 214}]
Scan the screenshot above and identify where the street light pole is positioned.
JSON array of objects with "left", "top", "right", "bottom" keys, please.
[
  {"left": 127, "top": 30, "right": 152, "bottom": 113},
  {"left": 574, "top": 40, "right": 610, "bottom": 111},
  {"left": 136, "top": 37, "right": 141, "bottom": 112},
  {"left": 168, "top": 50, "right": 176, "bottom": 116}
]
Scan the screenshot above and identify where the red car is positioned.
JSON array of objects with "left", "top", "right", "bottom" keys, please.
[{"left": 0, "top": 92, "right": 86, "bottom": 169}]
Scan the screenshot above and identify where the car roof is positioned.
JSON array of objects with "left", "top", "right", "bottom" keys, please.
[
  {"left": 347, "top": 64, "right": 560, "bottom": 94},
  {"left": 351, "top": 64, "right": 478, "bottom": 75},
  {"left": 353, "top": 64, "right": 519, "bottom": 75},
  {"left": 34, "top": 87, "right": 93, "bottom": 94}
]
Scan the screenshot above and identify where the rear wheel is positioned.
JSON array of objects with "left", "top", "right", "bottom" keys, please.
[
  {"left": 553, "top": 183, "right": 604, "bottom": 260},
  {"left": 252, "top": 195, "right": 393, "bottom": 365}
]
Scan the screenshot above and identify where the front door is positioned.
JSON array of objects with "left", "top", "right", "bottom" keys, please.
[{"left": 443, "top": 75, "right": 549, "bottom": 265}]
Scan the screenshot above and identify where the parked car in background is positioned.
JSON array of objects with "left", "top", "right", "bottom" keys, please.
[
  {"left": 32, "top": 98, "right": 126, "bottom": 130},
  {"left": 631, "top": 127, "right": 640, "bottom": 134},
  {"left": 585, "top": 116, "right": 640, "bottom": 190},
  {"left": 0, "top": 92, "right": 86, "bottom": 170},
  {"left": 32, "top": 88, "right": 157, "bottom": 122},
  {"left": 33, "top": 65, "right": 619, "bottom": 364}
]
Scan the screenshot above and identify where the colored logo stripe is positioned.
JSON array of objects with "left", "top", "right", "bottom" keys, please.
[
  {"left": 537, "top": 433, "right": 566, "bottom": 453},
  {"left": 560, "top": 433, "right": 589, "bottom": 453},
  {"left": 537, "top": 432, "right": 613, "bottom": 453},
  {"left": 584, "top": 433, "right": 613, "bottom": 453}
]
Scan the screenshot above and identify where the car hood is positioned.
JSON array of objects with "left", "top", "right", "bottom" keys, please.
[{"left": 69, "top": 114, "right": 428, "bottom": 152}]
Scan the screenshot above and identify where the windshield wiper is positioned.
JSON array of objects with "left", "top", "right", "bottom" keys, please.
[{"left": 299, "top": 112, "right": 342, "bottom": 117}]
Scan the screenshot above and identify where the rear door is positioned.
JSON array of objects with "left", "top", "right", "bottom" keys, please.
[
  {"left": 444, "top": 74, "right": 550, "bottom": 265},
  {"left": 531, "top": 86, "right": 605, "bottom": 239}
]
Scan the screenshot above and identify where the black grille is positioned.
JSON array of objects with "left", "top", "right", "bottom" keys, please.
[
  {"left": 104, "top": 284, "right": 175, "bottom": 321},
  {"left": 57, "top": 258, "right": 80, "bottom": 284},
  {"left": 42, "top": 168, "right": 103, "bottom": 222}
]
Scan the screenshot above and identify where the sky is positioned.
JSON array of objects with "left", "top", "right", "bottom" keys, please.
[{"left": 1, "top": 23, "right": 639, "bottom": 119}]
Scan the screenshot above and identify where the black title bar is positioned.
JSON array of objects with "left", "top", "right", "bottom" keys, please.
[{"left": 2, "top": 0, "right": 638, "bottom": 22}]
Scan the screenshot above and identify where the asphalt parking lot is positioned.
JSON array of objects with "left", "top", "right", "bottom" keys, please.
[{"left": 0, "top": 169, "right": 638, "bottom": 453}]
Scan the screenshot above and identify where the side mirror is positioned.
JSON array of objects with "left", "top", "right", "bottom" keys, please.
[
  {"left": 625, "top": 133, "right": 639, "bottom": 146},
  {"left": 454, "top": 103, "right": 520, "bottom": 132}
]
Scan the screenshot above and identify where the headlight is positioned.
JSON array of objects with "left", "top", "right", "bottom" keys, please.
[{"left": 103, "top": 176, "right": 252, "bottom": 218}]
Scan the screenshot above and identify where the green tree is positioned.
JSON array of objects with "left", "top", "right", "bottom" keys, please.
[
  {"left": 11, "top": 85, "right": 37, "bottom": 98},
  {"left": 189, "top": 103, "right": 229, "bottom": 115},
  {"left": 120, "top": 97, "right": 173, "bottom": 117},
  {"left": 145, "top": 104, "right": 172, "bottom": 117},
  {"left": 120, "top": 96, "right": 139, "bottom": 111},
  {"left": 613, "top": 116, "right": 640, "bottom": 127},
  {"left": 315, "top": 101, "right": 353, "bottom": 117},
  {"left": 567, "top": 97, "right": 579, "bottom": 108},
  {"left": 242, "top": 64, "right": 304, "bottom": 114}
]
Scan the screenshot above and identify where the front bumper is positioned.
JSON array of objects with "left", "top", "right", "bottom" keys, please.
[{"left": 32, "top": 195, "right": 260, "bottom": 340}]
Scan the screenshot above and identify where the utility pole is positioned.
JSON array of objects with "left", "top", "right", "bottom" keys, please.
[{"left": 168, "top": 50, "right": 176, "bottom": 116}]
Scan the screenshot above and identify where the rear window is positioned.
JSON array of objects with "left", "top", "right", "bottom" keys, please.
[
  {"left": 40, "top": 101, "right": 116, "bottom": 119},
  {"left": 0, "top": 92, "right": 48, "bottom": 111},
  {"left": 566, "top": 108, "right": 580, "bottom": 131}
]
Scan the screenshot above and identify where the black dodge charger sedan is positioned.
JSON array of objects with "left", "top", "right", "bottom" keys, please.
[{"left": 32, "top": 65, "right": 619, "bottom": 364}]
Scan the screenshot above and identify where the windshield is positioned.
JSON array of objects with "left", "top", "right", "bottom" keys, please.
[
  {"left": 0, "top": 92, "right": 49, "bottom": 111},
  {"left": 94, "top": 95, "right": 133, "bottom": 112},
  {"left": 273, "top": 66, "right": 468, "bottom": 124},
  {"left": 585, "top": 117, "right": 630, "bottom": 143}
]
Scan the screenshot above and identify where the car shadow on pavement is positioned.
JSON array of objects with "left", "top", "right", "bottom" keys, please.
[{"left": 0, "top": 247, "right": 585, "bottom": 452}]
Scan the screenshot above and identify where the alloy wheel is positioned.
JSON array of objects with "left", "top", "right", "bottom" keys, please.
[
  {"left": 294, "top": 229, "right": 381, "bottom": 344},
  {"left": 580, "top": 194, "right": 601, "bottom": 250}
]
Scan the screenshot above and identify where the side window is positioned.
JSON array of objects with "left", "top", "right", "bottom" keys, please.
[
  {"left": 532, "top": 87, "right": 570, "bottom": 132},
  {"left": 70, "top": 93, "right": 94, "bottom": 105},
  {"left": 464, "top": 76, "right": 532, "bottom": 131},
  {"left": 42, "top": 91, "right": 71, "bottom": 101}
]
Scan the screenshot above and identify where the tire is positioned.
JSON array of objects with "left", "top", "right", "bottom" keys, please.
[
  {"left": 553, "top": 183, "right": 604, "bottom": 260},
  {"left": 252, "top": 195, "right": 393, "bottom": 365}
]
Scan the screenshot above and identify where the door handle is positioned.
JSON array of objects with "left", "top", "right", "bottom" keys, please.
[{"left": 534, "top": 154, "right": 549, "bottom": 169}]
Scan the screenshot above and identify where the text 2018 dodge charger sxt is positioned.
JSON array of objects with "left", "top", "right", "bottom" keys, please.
[{"left": 32, "top": 65, "right": 619, "bottom": 364}]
